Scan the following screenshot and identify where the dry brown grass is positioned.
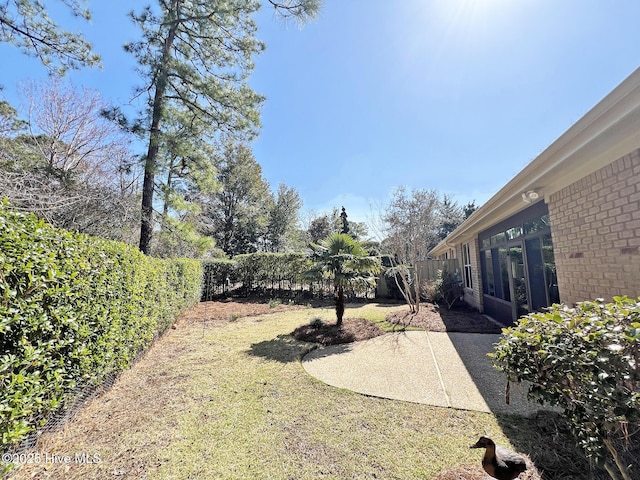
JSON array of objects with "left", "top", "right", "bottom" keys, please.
[{"left": 3, "top": 301, "right": 606, "bottom": 480}]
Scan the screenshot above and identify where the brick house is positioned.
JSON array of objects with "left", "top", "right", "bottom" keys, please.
[{"left": 429, "top": 68, "right": 640, "bottom": 325}]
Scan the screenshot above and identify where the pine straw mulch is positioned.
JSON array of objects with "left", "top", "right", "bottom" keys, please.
[
  {"left": 175, "top": 297, "right": 306, "bottom": 327},
  {"left": 386, "top": 303, "right": 504, "bottom": 334}
]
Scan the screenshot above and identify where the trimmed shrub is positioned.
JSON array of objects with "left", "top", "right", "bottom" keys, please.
[
  {"left": 202, "top": 252, "right": 310, "bottom": 299},
  {"left": 422, "top": 269, "right": 463, "bottom": 309},
  {"left": 202, "top": 258, "right": 237, "bottom": 299},
  {"left": 492, "top": 297, "right": 639, "bottom": 480},
  {"left": 0, "top": 202, "right": 202, "bottom": 452}
]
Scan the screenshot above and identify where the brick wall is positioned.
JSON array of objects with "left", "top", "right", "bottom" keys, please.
[{"left": 548, "top": 149, "right": 640, "bottom": 305}]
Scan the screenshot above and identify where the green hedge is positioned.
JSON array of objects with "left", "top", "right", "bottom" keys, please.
[
  {"left": 202, "top": 253, "right": 312, "bottom": 299},
  {"left": 235, "top": 252, "right": 309, "bottom": 291},
  {"left": 202, "top": 258, "right": 237, "bottom": 299},
  {"left": 492, "top": 297, "right": 639, "bottom": 478},
  {"left": 0, "top": 202, "right": 202, "bottom": 451}
]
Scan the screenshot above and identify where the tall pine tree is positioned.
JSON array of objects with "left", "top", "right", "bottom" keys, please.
[
  {"left": 125, "top": 0, "right": 265, "bottom": 253},
  {"left": 119, "top": 0, "right": 319, "bottom": 253}
]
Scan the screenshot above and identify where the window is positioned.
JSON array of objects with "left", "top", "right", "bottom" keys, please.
[
  {"left": 491, "top": 232, "right": 506, "bottom": 246},
  {"left": 524, "top": 214, "right": 550, "bottom": 235},
  {"left": 462, "top": 243, "right": 473, "bottom": 289},
  {"left": 481, "top": 250, "right": 494, "bottom": 295},
  {"left": 506, "top": 226, "right": 523, "bottom": 240},
  {"left": 542, "top": 233, "right": 560, "bottom": 304}
]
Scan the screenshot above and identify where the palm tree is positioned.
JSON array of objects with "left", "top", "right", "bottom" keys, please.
[{"left": 308, "top": 233, "right": 381, "bottom": 326}]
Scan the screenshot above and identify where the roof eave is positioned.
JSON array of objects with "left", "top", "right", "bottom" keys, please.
[{"left": 430, "top": 67, "right": 640, "bottom": 255}]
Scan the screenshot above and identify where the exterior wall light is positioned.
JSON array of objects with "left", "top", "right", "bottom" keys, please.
[{"left": 522, "top": 190, "right": 540, "bottom": 203}]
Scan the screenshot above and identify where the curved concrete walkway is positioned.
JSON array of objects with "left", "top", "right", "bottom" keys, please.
[{"left": 302, "top": 331, "right": 544, "bottom": 415}]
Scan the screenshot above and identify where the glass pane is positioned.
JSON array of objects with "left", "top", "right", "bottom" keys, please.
[
  {"left": 482, "top": 250, "right": 494, "bottom": 296},
  {"left": 509, "top": 245, "right": 529, "bottom": 317},
  {"left": 526, "top": 237, "right": 547, "bottom": 311},
  {"left": 481, "top": 238, "right": 490, "bottom": 249},
  {"left": 506, "top": 226, "right": 523, "bottom": 240},
  {"left": 491, "top": 232, "right": 506, "bottom": 246},
  {"left": 498, "top": 247, "right": 511, "bottom": 302},
  {"left": 524, "top": 214, "right": 550, "bottom": 235},
  {"left": 542, "top": 234, "right": 560, "bottom": 304}
]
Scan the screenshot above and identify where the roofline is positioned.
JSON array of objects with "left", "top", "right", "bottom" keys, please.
[{"left": 431, "top": 67, "right": 640, "bottom": 255}]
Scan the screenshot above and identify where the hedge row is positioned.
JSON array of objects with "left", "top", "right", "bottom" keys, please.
[
  {"left": 0, "top": 202, "right": 202, "bottom": 451},
  {"left": 202, "top": 252, "right": 314, "bottom": 299},
  {"left": 202, "top": 252, "right": 370, "bottom": 300}
]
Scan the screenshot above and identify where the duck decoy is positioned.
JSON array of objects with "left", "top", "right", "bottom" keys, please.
[{"left": 469, "top": 436, "right": 527, "bottom": 480}]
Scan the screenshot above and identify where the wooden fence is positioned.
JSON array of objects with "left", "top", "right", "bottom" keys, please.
[{"left": 415, "top": 258, "right": 460, "bottom": 282}]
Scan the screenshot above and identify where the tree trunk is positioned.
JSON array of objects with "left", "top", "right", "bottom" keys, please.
[
  {"left": 335, "top": 284, "right": 345, "bottom": 326},
  {"left": 138, "top": 4, "right": 180, "bottom": 254}
]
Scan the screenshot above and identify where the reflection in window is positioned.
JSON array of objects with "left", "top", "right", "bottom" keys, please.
[
  {"left": 543, "top": 234, "right": 560, "bottom": 304},
  {"left": 491, "top": 232, "right": 506, "bottom": 246},
  {"left": 526, "top": 237, "right": 547, "bottom": 311},
  {"left": 481, "top": 250, "right": 494, "bottom": 296},
  {"left": 509, "top": 245, "right": 529, "bottom": 317},
  {"left": 498, "top": 247, "right": 511, "bottom": 302},
  {"left": 506, "top": 226, "right": 523, "bottom": 240},
  {"left": 524, "top": 214, "right": 550, "bottom": 235}
]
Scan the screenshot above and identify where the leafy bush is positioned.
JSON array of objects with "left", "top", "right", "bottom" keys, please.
[
  {"left": 492, "top": 297, "right": 639, "bottom": 480},
  {"left": 202, "top": 252, "right": 311, "bottom": 299},
  {"left": 202, "top": 258, "right": 237, "bottom": 299},
  {"left": 0, "top": 202, "right": 202, "bottom": 452},
  {"left": 309, "top": 317, "right": 324, "bottom": 329},
  {"left": 423, "top": 269, "right": 463, "bottom": 309}
]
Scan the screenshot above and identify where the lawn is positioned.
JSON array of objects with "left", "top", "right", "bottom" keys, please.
[{"left": 7, "top": 302, "right": 593, "bottom": 480}]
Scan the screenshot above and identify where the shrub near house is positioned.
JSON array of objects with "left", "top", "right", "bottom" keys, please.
[
  {"left": 492, "top": 297, "right": 640, "bottom": 479},
  {"left": 0, "top": 202, "right": 202, "bottom": 452}
]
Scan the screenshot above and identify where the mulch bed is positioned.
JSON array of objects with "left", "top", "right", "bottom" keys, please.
[
  {"left": 386, "top": 303, "right": 504, "bottom": 334},
  {"left": 291, "top": 302, "right": 503, "bottom": 347},
  {"left": 177, "top": 299, "right": 503, "bottom": 347},
  {"left": 291, "top": 318, "right": 385, "bottom": 346}
]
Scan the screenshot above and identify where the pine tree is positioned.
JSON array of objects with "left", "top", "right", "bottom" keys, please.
[
  {"left": 123, "top": 0, "right": 319, "bottom": 254},
  {"left": 0, "top": 0, "right": 99, "bottom": 73}
]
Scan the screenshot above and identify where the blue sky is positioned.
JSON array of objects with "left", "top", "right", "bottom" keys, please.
[{"left": 1, "top": 0, "right": 640, "bottom": 226}]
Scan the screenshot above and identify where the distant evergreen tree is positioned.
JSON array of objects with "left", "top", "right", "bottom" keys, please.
[
  {"left": 438, "top": 194, "right": 463, "bottom": 240},
  {"left": 463, "top": 200, "right": 478, "bottom": 219},
  {"left": 121, "top": 0, "right": 319, "bottom": 254},
  {"left": 340, "top": 206, "right": 349, "bottom": 234}
]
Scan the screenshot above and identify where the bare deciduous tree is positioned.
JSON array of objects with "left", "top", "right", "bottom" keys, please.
[
  {"left": 19, "top": 78, "right": 131, "bottom": 185},
  {"left": 0, "top": 79, "right": 140, "bottom": 242},
  {"left": 378, "top": 187, "right": 442, "bottom": 313}
]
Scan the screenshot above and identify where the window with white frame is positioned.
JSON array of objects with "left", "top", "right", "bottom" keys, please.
[{"left": 463, "top": 243, "right": 473, "bottom": 289}]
